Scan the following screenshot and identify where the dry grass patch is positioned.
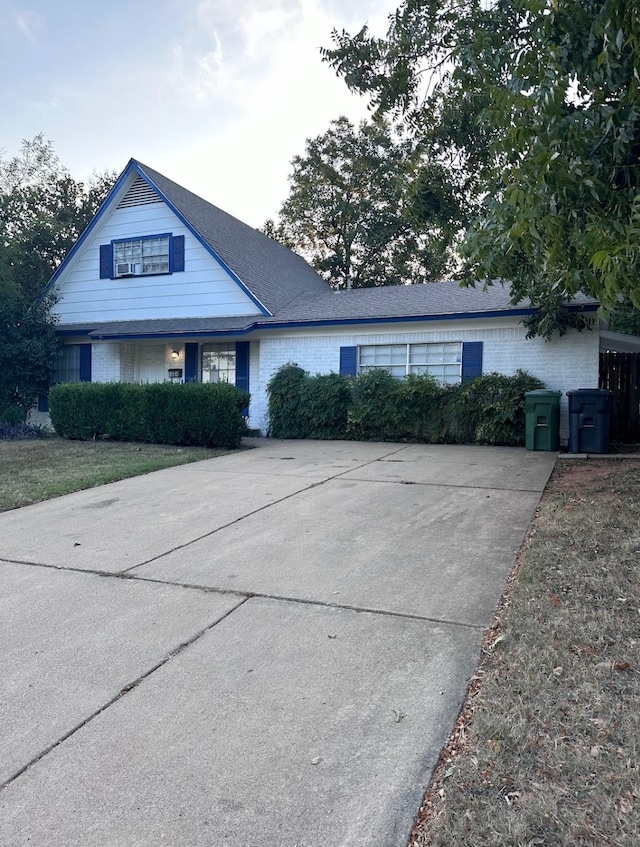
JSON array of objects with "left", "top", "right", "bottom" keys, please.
[
  {"left": 0, "top": 437, "right": 230, "bottom": 512},
  {"left": 410, "top": 459, "right": 640, "bottom": 847}
]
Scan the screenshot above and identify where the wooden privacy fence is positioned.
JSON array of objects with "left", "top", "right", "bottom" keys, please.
[{"left": 599, "top": 351, "right": 640, "bottom": 443}]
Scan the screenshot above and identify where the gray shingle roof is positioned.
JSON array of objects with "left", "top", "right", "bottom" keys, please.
[
  {"left": 57, "top": 317, "right": 255, "bottom": 339},
  {"left": 135, "top": 161, "right": 331, "bottom": 315},
  {"left": 261, "top": 280, "right": 599, "bottom": 324},
  {"left": 54, "top": 280, "right": 599, "bottom": 338}
]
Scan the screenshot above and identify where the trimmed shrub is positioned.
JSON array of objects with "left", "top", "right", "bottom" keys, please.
[
  {"left": 454, "top": 370, "right": 545, "bottom": 446},
  {"left": 346, "top": 368, "right": 405, "bottom": 441},
  {"left": 49, "top": 382, "right": 249, "bottom": 448},
  {"left": 299, "top": 373, "right": 352, "bottom": 439},
  {"left": 397, "top": 373, "right": 446, "bottom": 442},
  {"left": 266, "top": 364, "right": 308, "bottom": 438},
  {"left": 266, "top": 363, "right": 545, "bottom": 446}
]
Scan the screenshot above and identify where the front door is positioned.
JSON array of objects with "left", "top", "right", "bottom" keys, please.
[{"left": 137, "top": 345, "right": 167, "bottom": 383}]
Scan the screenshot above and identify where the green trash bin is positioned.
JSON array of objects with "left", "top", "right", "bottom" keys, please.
[{"left": 525, "top": 390, "right": 561, "bottom": 451}]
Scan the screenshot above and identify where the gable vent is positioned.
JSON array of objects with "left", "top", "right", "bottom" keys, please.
[{"left": 117, "top": 175, "right": 163, "bottom": 208}]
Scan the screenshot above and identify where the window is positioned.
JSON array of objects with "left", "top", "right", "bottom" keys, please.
[
  {"left": 114, "top": 235, "right": 169, "bottom": 276},
  {"left": 359, "top": 342, "right": 462, "bottom": 385},
  {"left": 100, "top": 234, "right": 184, "bottom": 278},
  {"left": 201, "top": 343, "right": 236, "bottom": 384},
  {"left": 54, "top": 344, "right": 91, "bottom": 383},
  {"left": 55, "top": 345, "right": 81, "bottom": 383}
]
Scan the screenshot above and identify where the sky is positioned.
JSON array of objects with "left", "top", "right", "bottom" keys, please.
[{"left": 0, "top": 0, "right": 397, "bottom": 227}]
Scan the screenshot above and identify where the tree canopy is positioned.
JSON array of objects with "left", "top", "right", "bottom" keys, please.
[
  {"left": 1, "top": 134, "right": 116, "bottom": 301},
  {"left": 0, "top": 135, "right": 116, "bottom": 415},
  {"left": 265, "top": 116, "right": 462, "bottom": 288},
  {"left": 323, "top": 0, "right": 640, "bottom": 337}
]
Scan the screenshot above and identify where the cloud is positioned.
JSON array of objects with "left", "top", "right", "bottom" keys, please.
[
  {"left": 171, "top": 33, "right": 231, "bottom": 102},
  {"left": 0, "top": 0, "right": 397, "bottom": 227},
  {"left": 14, "top": 10, "right": 46, "bottom": 45},
  {"left": 154, "top": 0, "right": 394, "bottom": 224}
]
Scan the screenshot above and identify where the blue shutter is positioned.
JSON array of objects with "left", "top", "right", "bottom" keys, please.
[
  {"left": 339, "top": 346, "right": 358, "bottom": 376},
  {"left": 235, "top": 341, "right": 250, "bottom": 416},
  {"left": 461, "top": 341, "right": 483, "bottom": 384},
  {"left": 171, "top": 235, "right": 185, "bottom": 272},
  {"left": 235, "top": 342, "right": 250, "bottom": 394},
  {"left": 99, "top": 244, "right": 112, "bottom": 278},
  {"left": 184, "top": 343, "right": 199, "bottom": 382},
  {"left": 79, "top": 344, "right": 92, "bottom": 382}
]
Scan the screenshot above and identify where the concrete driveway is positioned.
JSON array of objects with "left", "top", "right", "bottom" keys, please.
[{"left": 0, "top": 439, "right": 556, "bottom": 846}]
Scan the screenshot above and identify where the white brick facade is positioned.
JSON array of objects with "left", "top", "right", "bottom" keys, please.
[
  {"left": 75, "top": 317, "right": 600, "bottom": 443},
  {"left": 251, "top": 318, "right": 600, "bottom": 438},
  {"left": 91, "top": 343, "right": 123, "bottom": 383}
]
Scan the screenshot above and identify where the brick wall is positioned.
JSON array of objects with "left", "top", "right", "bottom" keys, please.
[
  {"left": 119, "top": 343, "right": 136, "bottom": 382},
  {"left": 91, "top": 343, "right": 122, "bottom": 383},
  {"left": 251, "top": 320, "right": 600, "bottom": 440}
]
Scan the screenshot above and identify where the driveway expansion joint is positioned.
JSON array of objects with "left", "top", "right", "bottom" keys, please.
[
  {"left": 119, "top": 444, "right": 412, "bottom": 575},
  {"left": 342, "top": 476, "right": 548, "bottom": 494},
  {"left": 117, "top": 573, "right": 486, "bottom": 631},
  {"left": 0, "top": 595, "right": 249, "bottom": 793}
]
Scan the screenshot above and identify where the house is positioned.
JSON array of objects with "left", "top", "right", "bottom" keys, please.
[{"left": 44, "top": 158, "right": 603, "bottom": 440}]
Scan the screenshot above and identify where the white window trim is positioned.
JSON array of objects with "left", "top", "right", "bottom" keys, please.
[
  {"left": 113, "top": 235, "right": 170, "bottom": 277},
  {"left": 358, "top": 342, "right": 463, "bottom": 385}
]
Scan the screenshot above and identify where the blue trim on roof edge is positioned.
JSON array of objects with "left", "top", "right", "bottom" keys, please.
[
  {"left": 54, "top": 302, "right": 598, "bottom": 341},
  {"left": 136, "top": 164, "right": 272, "bottom": 317},
  {"left": 87, "top": 328, "right": 254, "bottom": 340},
  {"left": 40, "top": 159, "right": 139, "bottom": 297},
  {"left": 254, "top": 303, "right": 599, "bottom": 331},
  {"left": 41, "top": 159, "right": 272, "bottom": 317}
]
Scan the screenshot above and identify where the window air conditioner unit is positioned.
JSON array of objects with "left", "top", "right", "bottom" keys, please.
[{"left": 115, "top": 262, "right": 140, "bottom": 276}]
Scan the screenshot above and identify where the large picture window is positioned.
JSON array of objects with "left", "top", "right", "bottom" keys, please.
[{"left": 359, "top": 342, "right": 462, "bottom": 384}]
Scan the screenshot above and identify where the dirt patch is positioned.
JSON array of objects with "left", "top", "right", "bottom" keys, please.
[{"left": 553, "top": 457, "right": 640, "bottom": 491}]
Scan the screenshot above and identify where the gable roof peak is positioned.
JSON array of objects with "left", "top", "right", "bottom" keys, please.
[{"left": 44, "top": 158, "right": 331, "bottom": 313}]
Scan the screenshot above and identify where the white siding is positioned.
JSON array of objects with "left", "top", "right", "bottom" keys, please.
[
  {"left": 250, "top": 318, "right": 601, "bottom": 439},
  {"left": 51, "top": 199, "right": 262, "bottom": 323}
]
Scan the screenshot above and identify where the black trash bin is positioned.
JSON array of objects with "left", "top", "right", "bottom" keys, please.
[
  {"left": 525, "top": 390, "right": 561, "bottom": 451},
  {"left": 566, "top": 389, "right": 613, "bottom": 454}
]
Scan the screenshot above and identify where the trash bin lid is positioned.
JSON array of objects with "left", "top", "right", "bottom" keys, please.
[
  {"left": 525, "top": 389, "right": 562, "bottom": 396},
  {"left": 566, "top": 388, "right": 613, "bottom": 396}
]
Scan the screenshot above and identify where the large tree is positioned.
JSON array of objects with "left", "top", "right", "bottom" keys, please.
[
  {"left": 0, "top": 135, "right": 116, "bottom": 414},
  {"left": 266, "top": 116, "right": 461, "bottom": 288},
  {"left": 323, "top": 0, "right": 640, "bottom": 336},
  {"left": 1, "top": 134, "right": 117, "bottom": 301}
]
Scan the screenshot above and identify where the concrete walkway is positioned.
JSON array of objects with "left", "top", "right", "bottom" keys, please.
[{"left": 0, "top": 439, "right": 557, "bottom": 846}]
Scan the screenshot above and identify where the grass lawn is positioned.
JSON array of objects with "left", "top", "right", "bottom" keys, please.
[
  {"left": 0, "top": 437, "right": 231, "bottom": 512},
  {"left": 410, "top": 458, "right": 640, "bottom": 847}
]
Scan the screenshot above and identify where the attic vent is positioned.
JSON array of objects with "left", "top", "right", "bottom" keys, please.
[{"left": 117, "top": 176, "right": 163, "bottom": 208}]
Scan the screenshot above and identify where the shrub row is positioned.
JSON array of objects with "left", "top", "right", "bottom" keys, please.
[
  {"left": 267, "top": 365, "right": 544, "bottom": 446},
  {"left": 49, "top": 382, "right": 249, "bottom": 448}
]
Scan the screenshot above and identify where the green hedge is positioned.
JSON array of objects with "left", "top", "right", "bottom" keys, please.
[
  {"left": 49, "top": 382, "right": 249, "bottom": 448},
  {"left": 267, "top": 364, "right": 544, "bottom": 446}
]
